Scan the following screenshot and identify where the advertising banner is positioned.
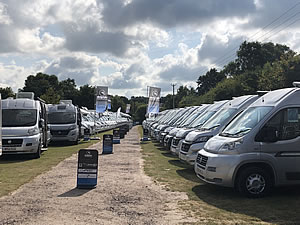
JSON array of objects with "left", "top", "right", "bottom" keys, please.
[
  {"left": 126, "top": 104, "right": 131, "bottom": 113},
  {"left": 77, "top": 149, "right": 98, "bottom": 188},
  {"left": 102, "top": 134, "right": 113, "bottom": 154},
  {"left": 147, "top": 86, "right": 161, "bottom": 114},
  {"left": 107, "top": 96, "right": 111, "bottom": 110},
  {"left": 95, "top": 86, "right": 108, "bottom": 113}
]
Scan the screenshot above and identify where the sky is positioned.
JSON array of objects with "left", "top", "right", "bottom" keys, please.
[{"left": 1, "top": 0, "right": 300, "bottom": 98}]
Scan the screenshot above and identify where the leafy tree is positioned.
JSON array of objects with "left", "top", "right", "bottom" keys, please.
[
  {"left": 0, "top": 87, "right": 15, "bottom": 99},
  {"left": 197, "top": 68, "right": 226, "bottom": 95},
  {"left": 40, "top": 87, "right": 60, "bottom": 104},
  {"left": 134, "top": 104, "right": 147, "bottom": 123},
  {"left": 22, "top": 72, "right": 59, "bottom": 97},
  {"left": 59, "top": 78, "right": 79, "bottom": 102},
  {"left": 236, "top": 41, "right": 291, "bottom": 73},
  {"left": 111, "top": 95, "right": 126, "bottom": 112},
  {"left": 76, "top": 85, "right": 95, "bottom": 109}
]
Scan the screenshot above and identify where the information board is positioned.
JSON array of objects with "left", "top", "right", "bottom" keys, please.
[
  {"left": 119, "top": 128, "right": 125, "bottom": 139},
  {"left": 102, "top": 134, "right": 113, "bottom": 154},
  {"left": 113, "top": 129, "right": 120, "bottom": 144},
  {"left": 77, "top": 149, "right": 98, "bottom": 188}
]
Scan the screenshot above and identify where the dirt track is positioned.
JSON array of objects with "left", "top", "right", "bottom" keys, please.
[{"left": 0, "top": 126, "right": 192, "bottom": 225}]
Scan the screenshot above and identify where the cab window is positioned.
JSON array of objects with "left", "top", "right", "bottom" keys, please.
[{"left": 260, "top": 108, "right": 300, "bottom": 141}]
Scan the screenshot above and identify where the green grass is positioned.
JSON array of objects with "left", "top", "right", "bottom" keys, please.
[
  {"left": 139, "top": 126, "right": 300, "bottom": 225},
  {"left": 0, "top": 130, "right": 112, "bottom": 197}
]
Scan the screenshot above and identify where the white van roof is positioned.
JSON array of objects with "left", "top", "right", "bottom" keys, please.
[{"left": 2, "top": 98, "right": 38, "bottom": 109}]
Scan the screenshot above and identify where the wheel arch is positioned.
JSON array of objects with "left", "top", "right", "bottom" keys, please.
[{"left": 233, "top": 161, "right": 276, "bottom": 188}]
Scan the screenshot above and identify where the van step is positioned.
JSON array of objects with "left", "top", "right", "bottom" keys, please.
[{"left": 41, "top": 148, "right": 48, "bottom": 151}]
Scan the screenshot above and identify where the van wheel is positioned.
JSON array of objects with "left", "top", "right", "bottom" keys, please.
[
  {"left": 237, "top": 167, "right": 272, "bottom": 198},
  {"left": 33, "top": 144, "right": 42, "bottom": 159}
]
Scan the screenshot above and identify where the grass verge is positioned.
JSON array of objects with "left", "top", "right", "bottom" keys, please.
[
  {"left": 138, "top": 126, "right": 300, "bottom": 225},
  {"left": 0, "top": 130, "right": 112, "bottom": 198}
]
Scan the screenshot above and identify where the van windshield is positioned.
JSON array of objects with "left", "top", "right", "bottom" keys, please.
[
  {"left": 201, "top": 108, "right": 236, "bottom": 131},
  {"left": 48, "top": 112, "right": 76, "bottom": 124},
  {"left": 190, "top": 111, "right": 216, "bottom": 128},
  {"left": 221, "top": 106, "right": 273, "bottom": 137},
  {"left": 3, "top": 109, "right": 37, "bottom": 127}
]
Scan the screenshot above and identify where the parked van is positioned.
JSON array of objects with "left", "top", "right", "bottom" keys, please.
[
  {"left": 48, "top": 100, "right": 82, "bottom": 144},
  {"left": 195, "top": 84, "right": 300, "bottom": 197},
  {"left": 1, "top": 92, "right": 49, "bottom": 158},
  {"left": 170, "top": 100, "right": 228, "bottom": 155},
  {"left": 180, "top": 95, "right": 259, "bottom": 165}
]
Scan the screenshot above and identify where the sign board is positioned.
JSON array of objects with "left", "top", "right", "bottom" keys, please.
[
  {"left": 77, "top": 149, "right": 98, "bottom": 188},
  {"left": 102, "top": 134, "right": 113, "bottom": 154},
  {"left": 119, "top": 128, "right": 125, "bottom": 139},
  {"left": 113, "top": 129, "right": 120, "bottom": 144},
  {"left": 0, "top": 94, "right": 2, "bottom": 156},
  {"left": 142, "top": 128, "right": 150, "bottom": 141}
]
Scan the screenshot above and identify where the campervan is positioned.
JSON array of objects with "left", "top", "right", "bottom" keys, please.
[
  {"left": 48, "top": 100, "right": 82, "bottom": 144},
  {"left": 195, "top": 83, "right": 300, "bottom": 197},
  {"left": 180, "top": 95, "right": 259, "bottom": 165},
  {"left": 1, "top": 92, "right": 49, "bottom": 158}
]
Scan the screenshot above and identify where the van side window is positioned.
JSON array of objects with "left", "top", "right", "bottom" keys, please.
[{"left": 262, "top": 108, "right": 300, "bottom": 141}]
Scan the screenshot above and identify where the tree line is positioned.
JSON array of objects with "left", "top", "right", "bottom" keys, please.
[{"left": 1, "top": 41, "right": 300, "bottom": 122}]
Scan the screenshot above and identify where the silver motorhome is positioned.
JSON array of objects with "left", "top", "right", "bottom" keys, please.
[
  {"left": 48, "top": 101, "right": 82, "bottom": 144},
  {"left": 195, "top": 83, "right": 300, "bottom": 197},
  {"left": 170, "top": 100, "right": 228, "bottom": 155},
  {"left": 180, "top": 95, "right": 259, "bottom": 165},
  {"left": 1, "top": 92, "right": 49, "bottom": 158}
]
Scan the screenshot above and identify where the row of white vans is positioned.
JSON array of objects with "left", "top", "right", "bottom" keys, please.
[
  {"left": 144, "top": 82, "right": 300, "bottom": 198},
  {"left": 0, "top": 92, "right": 132, "bottom": 159}
]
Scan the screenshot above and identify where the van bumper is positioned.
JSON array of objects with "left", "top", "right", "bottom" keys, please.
[
  {"left": 180, "top": 142, "right": 205, "bottom": 165},
  {"left": 194, "top": 149, "right": 239, "bottom": 187},
  {"left": 50, "top": 129, "right": 79, "bottom": 142},
  {"left": 2, "top": 134, "right": 40, "bottom": 154}
]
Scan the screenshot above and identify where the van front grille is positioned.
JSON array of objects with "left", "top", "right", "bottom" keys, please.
[
  {"left": 51, "top": 130, "right": 70, "bottom": 136},
  {"left": 172, "top": 138, "right": 180, "bottom": 146},
  {"left": 196, "top": 154, "right": 208, "bottom": 167},
  {"left": 3, "top": 139, "right": 23, "bottom": 147}
]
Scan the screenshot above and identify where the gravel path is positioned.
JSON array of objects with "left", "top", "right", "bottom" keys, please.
[{"left": 0, "top": 126, "right": 192, "bottom": 225}]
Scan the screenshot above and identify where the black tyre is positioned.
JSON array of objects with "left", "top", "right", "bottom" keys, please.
[
  {"left": 32, "top": 143, "right": 42, "bottom": 159},
  {"left": 237, "top": 167, "right": 272, "bottom": 198}
]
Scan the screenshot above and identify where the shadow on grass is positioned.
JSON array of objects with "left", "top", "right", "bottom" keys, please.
[
  {"left": 0, "top": 154, "right": 38, "bottom": 163},
  {"left": 58, "top": 187, "right": 93, "bottom": 197},
  {"left": 162, "top": 153, "right": 178, "bottom": 159},
  {"left": 176, "top": 168, "right": 201, "bottom": 183},
  {"left": 168, "top": 159, "right": 191, "bottom": 168},
  {"left": 192, "top": 183, "right": 300, "bottom": 223}
]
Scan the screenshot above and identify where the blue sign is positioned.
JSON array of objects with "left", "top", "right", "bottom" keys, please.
[
  {"left": 102, "top": 134, "right": 113, "bottom": 154},
  {"left": 77, "top": 149, "right": 98, "bottom": 188}
]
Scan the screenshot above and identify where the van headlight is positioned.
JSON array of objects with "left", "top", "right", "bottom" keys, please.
[
  {"left": 218, "top": 139, "right": 243, "bottom": 153},
  {"left": 193, "top": 136, "right": 212, "bottom": 144},
  {"left": 28, "top": 127, "right": 39, "bottom": 135},
  {"left": 69, "top": 125, "right": 77, "bottom": 130}
]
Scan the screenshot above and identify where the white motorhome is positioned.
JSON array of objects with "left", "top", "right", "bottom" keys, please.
[
  {"left": 1, "top": 92, "right": 49, "bottom": 158},
  {"left": 195, "top": 83, "right": 300, "bottom": 197},
  {"left": 48, "top": 101, "right": 82, "bottom": 144}
]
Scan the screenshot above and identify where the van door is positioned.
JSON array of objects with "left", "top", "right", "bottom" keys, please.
[{"left": 257, "top": 107, "right": 300, "bottom": 185}]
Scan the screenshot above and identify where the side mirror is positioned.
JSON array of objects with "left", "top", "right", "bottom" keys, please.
[
  {"left": 39, "top": 118, "right": 45, "bottom": 129},
  {"left": 256, "top": 126, "right": 278, "bottom": 142}
]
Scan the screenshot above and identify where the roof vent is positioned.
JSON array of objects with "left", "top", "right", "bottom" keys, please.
[
  {"left": 257, "top": 91, "right": 269, "bottom": 96},
  {"left": 293, "top": 82, "right": 300, "bottom": 88},
  {"left": 16, "top": 92, "right": 34, "bottom": 99}
]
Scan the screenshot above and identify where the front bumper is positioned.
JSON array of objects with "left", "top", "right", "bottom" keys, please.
[
  {"left": 2, "top": 134, "right": 40, "bottom": 154},
  {"left": 194, "top": 149, "right": 240, "bottom": 187},
  {"left": 179, "top": 142, "right": 205, "bottom": 165}
]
